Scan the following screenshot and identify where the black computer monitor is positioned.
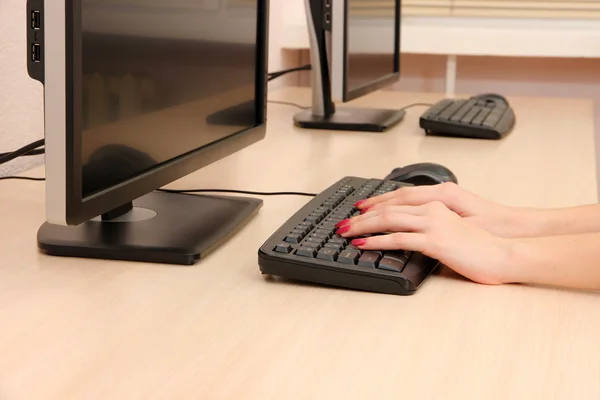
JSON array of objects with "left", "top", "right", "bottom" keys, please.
[
  {"left": 27, "top": 0, "right": 269, "bottom": 265},
  {"left": 294, "top": 0, "right": 404, "bottom": 132}
]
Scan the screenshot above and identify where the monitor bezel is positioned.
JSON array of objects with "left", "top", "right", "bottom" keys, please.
[
  {"left": 331, "top": 0, "right": 401, "bottom": 103},
  {"left": 45, "top": 0, "right": 269, "bottom": 226}
]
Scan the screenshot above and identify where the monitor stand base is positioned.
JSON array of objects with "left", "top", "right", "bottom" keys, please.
[
  {"left": 293, "top": 107, "right": 406, "bottom": 132},
  {"left": 37, "top": 191, "right": 263, "bottom": 265}
]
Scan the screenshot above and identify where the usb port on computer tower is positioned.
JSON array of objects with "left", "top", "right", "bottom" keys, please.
[
  {"left": 32, "top": 43, "right": 41, "bottom": 62},
  {"left": 31, "top": 10, "right": 41, "bottom": 29}
]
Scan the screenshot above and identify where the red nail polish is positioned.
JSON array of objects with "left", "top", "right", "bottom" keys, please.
[
  {"left": 336, "top": 225, "right": 351, "bottom": 235},
  {"left": 360, "top": 207, "right": 372, "bottom": 214},
  {"left": 336, "top": 219, "right": 351, "bottom": 228},
  {"left": 354, "top": 200, "right": 367, "bottom": 208},
  {"left": 351, "top": 239, "right": 367, "bottom": 247}
]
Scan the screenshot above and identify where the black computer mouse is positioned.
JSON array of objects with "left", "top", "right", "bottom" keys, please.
[
  {"left": 472, "top": 93, "right": 509, "bottom": 106},
  {"left": 384, "top": 162, "right": 458, "bottom": 185}
]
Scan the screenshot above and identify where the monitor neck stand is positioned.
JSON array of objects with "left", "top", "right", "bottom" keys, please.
[
  {"left": 37, "top": 191, "right": 262, "bottom": 265},
  {"left": 292, "top": 0, "right": 405, "bottom": 133}
]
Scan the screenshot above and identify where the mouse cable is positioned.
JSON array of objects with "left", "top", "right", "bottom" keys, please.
[
  {"left": 399, "top": 102, "right": 433, "bottom": 111},
  {"left": 268, "top": 64, "right": 312, "bottom": 81},
  {"left": 156, "top": 188, "right": 317, "bottom": 197},
  {"left": 0, "top": 139, "right": 45, "bottom": 166},
  {"left": 0, "top": 176, "right": 317, "bottom": 197},
  {"left": 267, "top": 100, "right": 309, "bottom": 110}
]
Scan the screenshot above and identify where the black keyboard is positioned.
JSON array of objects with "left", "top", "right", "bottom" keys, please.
[
  {"left": 420, "top": 93, "right": 515, "bottom": 140},
  {"left": 258, "top": 177, "right": 440, "bottom": 295}
]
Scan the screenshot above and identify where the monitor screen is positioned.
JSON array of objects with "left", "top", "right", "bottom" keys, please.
[
  {"left": 80, "top": 1, "right": 258, "bottom": 197},
  {"left": 346, "top": 0, "right": 396, "bottom": 94}
]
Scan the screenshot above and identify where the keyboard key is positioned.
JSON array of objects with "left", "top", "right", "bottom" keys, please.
[
  {"left": 330, "top": 195, "right": 344, "bottom": 204},
  {"left": 482, "top": 110, "right": 504, "bottom": 128},
  {"left": 338, "top": 249, "right": 360, "bottom": 265},
  {"left": 311, "top": 232, "right": 329, "bottom": 240},
  {"left": 285, "top": 233, "right": 302, "bottom": 244},
  {"left": 293, "top": 227, "right": 310, "bottom": 236},
  {"left": 274, "top": 243, "right": 292, "bottom": 253},
  {"left": 377, "top": 255, "right": 407, "bottom": 272},
  {"left": 305, "top": 237, "right": 325, "bottom": 246},
  {"left": 358, "top": 251, "right": 382, "bottom": 268},
  {"left": 324, "top": 243, "right": 344, "bottom": 252},
  {"left": 311, "top": 210, "right": 328, "bottom": 220},
  {"left": 331, "top": 212, "right": 350, "bottom": 219},
  {"left": 426, "top": 99, "right": 452, "bottom": 117},
  {"left": 317, "top": 248, "right": 338, "bottom": 261},
  {"left": 437, "top": 100, "right": 466, "bottom": 121},
  {"left": 296, "top": 247, "right": 317, "bottom": 258},
  {"left": 320, "top": 224, "right": 337, "bottom": 232},
  {"left": 472, "top": 108, "right": 491, "bottom": 125},
  {"left": 314, "top": 229, "right": 333, "bottom": 238},
  {"left": 450, "top": 99, "right": 477, "bottom": 122},
  {"left": 298, "top": 221, "right": 315, "bottom": 230},
  {"left": 300, "top": 242, "right": 321, "bottom": 250},
  {"left": 461, "top": 106, "right": 481, "bottom": 124},
  {"left": 329, "top": 238, "right": 347, "bottom": 245},
  {"left": 304, "top": 215, "right": 321, "bottom": 224}
]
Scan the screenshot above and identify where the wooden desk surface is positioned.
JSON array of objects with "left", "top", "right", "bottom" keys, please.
[{"left": 0, "top": 87, "right": 598, "bottom": 399}]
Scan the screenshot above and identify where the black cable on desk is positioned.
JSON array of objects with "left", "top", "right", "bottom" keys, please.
[
  {"left": 156, "top": 188, "right": 317, "bottom": 197},
  {"left": 0, "top": 139, "right": 45, "bottom": 166},
  {"left": 0, "top": 176, "right": 317, "bottom": 197}
]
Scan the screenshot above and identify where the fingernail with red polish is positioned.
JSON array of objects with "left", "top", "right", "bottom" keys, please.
[
  {"left": 351, "top": 239, "right": 367, "bottom": 247},
  {"left": 354, "top": 200, "right": 367, "bottom": 208},
  {"left": 360, "top": 207, "right": 371, "bottom": 214},
  {"left": 335, "top": 219, "right": 351, "bottom": 228},
  {"left": 336, "top": 225, "right": 351, "bottom": 235}
]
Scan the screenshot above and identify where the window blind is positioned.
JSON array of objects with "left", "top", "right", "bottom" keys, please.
[{"left": 351, "top": 0, "right": 600, "bottom": 19}]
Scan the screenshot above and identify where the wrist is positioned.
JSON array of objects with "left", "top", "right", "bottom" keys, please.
[
  {"left": 499, "top": 237, "right": 533, "bottom": 284},
  {"left": 516, "top": 205, "right": 600, "bottom": 237},
  {"left": 505, "top": 206, "right": 547, "bottom": 238}
]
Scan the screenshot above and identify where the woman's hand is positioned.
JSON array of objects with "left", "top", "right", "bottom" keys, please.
[
  {"left": 336, "top": 201, "right": 517, "bottom": 285},
  {"left": 354, "top": 182, "right": 537, "bottom": 238}
]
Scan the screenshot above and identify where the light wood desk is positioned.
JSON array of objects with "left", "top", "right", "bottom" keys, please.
[{"left": 0, "top": 87, "right": 598, "bottom": 399}]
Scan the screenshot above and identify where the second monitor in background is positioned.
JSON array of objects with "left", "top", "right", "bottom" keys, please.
[{"left": 294, "top": 0, "right": 405, "bottom": 132}]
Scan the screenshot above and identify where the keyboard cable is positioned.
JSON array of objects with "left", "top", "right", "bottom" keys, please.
[
  {"left": 0, "top": 175, "right": 317, "bottom": 197},
  {"left": 0, "top": 139, "right": 45, "bottom": 166}
]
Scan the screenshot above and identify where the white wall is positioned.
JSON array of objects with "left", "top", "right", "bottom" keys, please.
[
  {"left": 0, "top": 0, "right": 45, "bottom": 176},
  {"left": 267, "top": 0, "right": 306, "bottom": 88}
]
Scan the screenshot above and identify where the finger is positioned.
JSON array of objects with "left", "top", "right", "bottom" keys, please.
[
  {"left": 349, "top": 232, "right": 427, "bottom": 253},
  {"left": 336, "top": 213, "right": 427, "bottom": 237},
  {"left": 336, "top": 205, "right": 425, "bottom": 227},
  {"left": 354, "top": 190, "right": 400, "bottom": 209},
  {"left": 356, "top": 184, "right": 457, "bottom": 211}
]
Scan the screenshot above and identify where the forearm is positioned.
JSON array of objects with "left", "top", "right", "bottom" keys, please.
[
  {"left": 506, "top": 233, "right": 600, "bottom": 290},
  {"left": 523, "top": 204, "right": 600, "bottom": 236}
]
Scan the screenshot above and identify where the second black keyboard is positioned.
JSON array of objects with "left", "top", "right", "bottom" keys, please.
[
  {"left": 258, "top": 177, "right": 440, "bottom": 295},
  {"left": 420, "top": 93, "right": 515, "bottom": 140}
]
